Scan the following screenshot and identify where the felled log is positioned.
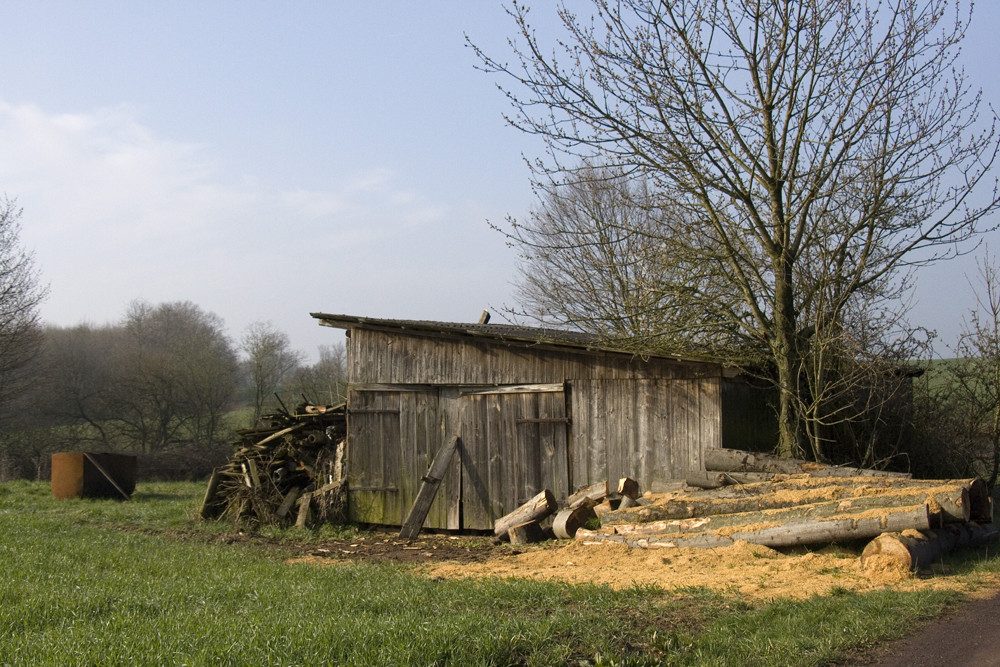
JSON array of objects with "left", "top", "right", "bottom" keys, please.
[
  {"left": 617, "top": 477, "right": 640, "bottom": 499},
  {"left": 861, "top": 523, "right": 1000, "bottom": 570},
  {"left": 494, "top": 490, "right": 558, "bottom": 540},
  {"left": 568, "top": 481, "right": 608, "bottom": 509},
  {"left": 580, "top": 504, "right": 932, "bottom": 550},
  {"left": 602, "top": 483, "right": 972, "bottom": 527},
  {"left": 617, "top": 494, "right": 639, "bottom": 510},
  {"left": 604, "top": 498, "right": 947, "bottom": 538},
  {"left": 704, "top": 447, "right": 910, "bottom": 478},
  {"left": 508, "top": 520, "right": 547, "bottom": 544},
  {"left": 552, "top": 504, "right": 598, "bottom": 539},
  {"left": 684, "top": 470, "right": 775, "bottom": 489}
]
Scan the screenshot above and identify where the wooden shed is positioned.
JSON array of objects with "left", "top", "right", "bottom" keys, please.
[{"left": 311, "top": 313, "right": 775, "bottom": 531}]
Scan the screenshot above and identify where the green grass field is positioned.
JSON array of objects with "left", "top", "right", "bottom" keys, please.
[{"left": 0, "top": 481, "right": 992, "bottom": 666}]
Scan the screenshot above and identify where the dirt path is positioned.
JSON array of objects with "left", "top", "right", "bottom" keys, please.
[{"left": 852, "top": 589, "right": 1000, "bottom": 666}]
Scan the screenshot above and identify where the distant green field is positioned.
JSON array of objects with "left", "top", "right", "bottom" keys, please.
[{"left": 0, "top": 481, "right": 988, "bottom": 666}]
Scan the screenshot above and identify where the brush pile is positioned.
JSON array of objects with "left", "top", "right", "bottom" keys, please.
[{"left": 199, "top": 402, "right": 347, "bottom": 528}]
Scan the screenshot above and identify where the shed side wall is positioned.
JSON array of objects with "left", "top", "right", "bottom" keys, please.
[{"left": 346, "top": 328, "right": 721, "bottom": 385}]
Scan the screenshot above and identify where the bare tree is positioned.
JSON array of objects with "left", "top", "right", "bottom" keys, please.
[
  {"left": 0, "top": 198, "right": 47, "bottom": 415},
  {"left": 114, "top": 301, "right": 240, "bottom": 452},
  {"left": 288, "top": 343, "right": 347, "bottom": 406},
  {"left": 473, "top": 0, "right": 1000, "bottom": 457},
  {"left": 503, "top": 163, "right": 746, "bottom": 357},
  {"left": 241, "top": 321, "right": 305, "bottom": 423},
  {"left": 918, "top": 252, "right": 1000, "bottom": 488}
]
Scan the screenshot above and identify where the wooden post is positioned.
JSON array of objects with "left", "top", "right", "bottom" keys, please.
[{"left": 399, "top": 435, "right": 460, "bottom": 540}]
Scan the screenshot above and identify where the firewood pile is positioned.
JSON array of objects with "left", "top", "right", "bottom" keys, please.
[
  {"left": 491, "top": 447, "right": 998, "bottom": 571},
  {"left": 199, "top": 403, "right": 347, "bottom": 528}
]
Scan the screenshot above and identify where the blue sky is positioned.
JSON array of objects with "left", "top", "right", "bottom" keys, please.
[{"left": 0, "top": 2, "right": 997, "bottom": 361}]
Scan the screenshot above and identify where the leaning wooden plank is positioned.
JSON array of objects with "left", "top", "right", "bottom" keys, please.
[
  {"left": 493, "top": 490, "right": 558, "bottom": 539},
  {"left": 276, "top": 487, "right": 302, "bottom": 518},
  {"left": 199, "top": 467, "right": 224, "bottom": 519},
  {"left": 295, "top": 492, "right": 313, "bottom": 528},
  {"left": 398, "top": 435, "right": 460, "bottom": 540},
  {"left": 508, "top": 520, "right": 546, "bottom": 544}
]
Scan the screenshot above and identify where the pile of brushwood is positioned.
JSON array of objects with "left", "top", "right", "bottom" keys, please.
[{"left": 200, "top": 402, "right": 347, "bottom": 528}]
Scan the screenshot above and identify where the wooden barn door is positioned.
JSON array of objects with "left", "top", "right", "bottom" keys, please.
[
  {"left": 346, "top": 387, "right": 456, "bottom": 528},
  {"left": 570, "top": 378, "right": 721, "bottom": 491},
  {"left": 454, "top": 384, "right": 570, "bottom": 530}
]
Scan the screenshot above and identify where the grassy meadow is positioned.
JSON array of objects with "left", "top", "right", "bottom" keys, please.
[{"left": 1, "top": 480, "right": 996, "bottom": 666}]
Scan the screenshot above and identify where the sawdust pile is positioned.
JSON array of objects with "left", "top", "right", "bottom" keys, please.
[{"left": 420, "top": 539, "right": 994, "bottom": 600}]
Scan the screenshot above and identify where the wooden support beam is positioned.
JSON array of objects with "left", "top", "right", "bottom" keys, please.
[{"left": 398, "top": 435, "right": 460, "bottom": 540}]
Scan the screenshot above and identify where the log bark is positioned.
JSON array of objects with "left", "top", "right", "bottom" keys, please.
[
  {"left": 861, "top": 522, "right": 1000, "bottom": 570},
  {"left": 684, "top": 471, "right": 775, "bottom": 489},
  {"left": 494, "top": 490, "right": 558, "bottom": 539},
  {"left": 568, "top": 481, "right": 608, "bottom": 509},
  {"left": 552, "top": 505, "right": 597, "bottom": 539},
  {"left": 582, "top": 505, "right": 932, "bottom": 550},
  {"left": 703, "top": 447, "right": 910, "bottom": 478},
  {"left": 602, "top": 485, "right": 971, "bottom": 527},
  {"left": 617, "top": 477, "right": 640, "bottom": 499},
  {"left": 617, "top": 494, "right": 639, "bottom": 510},
  {"left": 508, "top": 520, "right": 547, "bottom": 544},
  {"left": 605, "top": 499, "right": 944, "bottom": 537}
]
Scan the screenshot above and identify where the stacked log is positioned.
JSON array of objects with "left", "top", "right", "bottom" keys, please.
[
  {"left": 200, "top": 403, "right": 347, "bottom": 528},
  {"left": 493, "top": 478, "right": 639, "bottom": 543},
  {"left": 578, "top": 449, "right": 995, "bottom": 562}
]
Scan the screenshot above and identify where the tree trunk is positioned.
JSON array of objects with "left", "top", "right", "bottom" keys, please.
[
  {"left": 602, "top": 486, "right": 970, "bottom": 527},
  {"left": 508, "top": 520, "right": 547, "bottom": 544},
  {"left": 493, "top": 490, "right": 558, "bottom": 539},
  {"left": 580, "top": 505, "right": 932, "bottom": 550},
  {"left": 703, "top": 447, "right": 910, "bottom": 478},
  {"left": 861, "top": 523, "right": 1000, "bottom": 570},
  {"left": 552, "top": 504, "right": 597, "bottom": 539}
]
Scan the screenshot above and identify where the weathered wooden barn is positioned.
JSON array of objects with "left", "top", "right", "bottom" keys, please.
[{"left": 311, "top": 313, "right": 775, "bottom": 531}]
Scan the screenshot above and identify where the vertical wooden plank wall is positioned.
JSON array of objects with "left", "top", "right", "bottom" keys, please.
[{"left": 570, "top": 378, "right": 721, "bottom": 492}]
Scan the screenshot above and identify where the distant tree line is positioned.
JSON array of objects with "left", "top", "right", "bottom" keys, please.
[{"left": 0, "top": 300, "right": 346, "bottom": 482}]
